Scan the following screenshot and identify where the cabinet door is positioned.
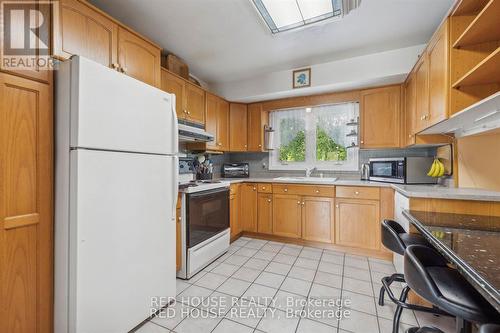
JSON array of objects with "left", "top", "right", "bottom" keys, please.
[
  {"left": 229, "top": 103, "right": 248, "bottom": 151},
  {"left": 415, "top": 56, "right": 429, "bottom": 133},
  {"left": 217, "top": 100, "right": 230, "bottom": 151},
  {"left": 427, "top": 21, "right": 449, "bottom": 127},
  {"left": 360, "top": 86, "right": 401, "bottom": 148},
  {"left": 404, "top": 73, "right": 417, "bottom": 146},
  {"left": 185, "top": 83, "right": 205, "bottom": 125},
  {"left": 257, "top": 193, "right": 273, "bottom": 234},
  {"left": 272, "top": 194, "right": 302, "bottom": 238},
  {"left": 205, "top": 93, "right": 219, "bottom": 150},
  {"left": 161, "top": 69, "right": 185, "bottom": 119},
  {"left": 118, "top": 27, "right": 161, "bottom": 87},
  {"left": 302, "top": 197, "right": 334, "bottom": 243},
  {"left": 247, "top": 103, "right": 264, "bottom": 151},
  {"left": 1, "top": 1, "right": 51, "bottom": 82},
  {"left": 240, "top": 184, "right": 257, "bottom": 232},
  {"left": 230, "top": 184, "right": 241, "bottom": 238},
  {"left": 54, "top": 0, "right": 118, "bottom": 68},
  {"left": 335, "top": 199, "right": 380, "bottom": 250},
  {"left": 0, "top": 73, "right": 53, "bottom": 333}
]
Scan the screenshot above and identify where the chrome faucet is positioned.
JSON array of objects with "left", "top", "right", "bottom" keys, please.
[{"left": 305, "top": 167, "right": 317, "bottom": 177}]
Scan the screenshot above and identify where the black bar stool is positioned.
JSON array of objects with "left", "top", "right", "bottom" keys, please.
[
  {"left": 379, "top": 219, "right": 430, "bottom": 306},
  {"left": 404, "top": 245, "right": 500, "bottom": 333},
  {"left": 406, "top": 328, "right": 444, "bottom": 333},
  {"left": 380, "top": 220, "right": 451, "bottom": 333},
  {"left": 480, "top": 324, "right": 500, "bottom": 333}
]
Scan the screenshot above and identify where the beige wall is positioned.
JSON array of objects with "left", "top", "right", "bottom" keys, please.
[{"left": 457, "top": 132, "right": 500, "bottom": 191}]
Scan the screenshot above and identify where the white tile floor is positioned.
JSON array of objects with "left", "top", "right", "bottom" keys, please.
[{"left": 137, "top": 237, "right": 456, "bottom": 333}]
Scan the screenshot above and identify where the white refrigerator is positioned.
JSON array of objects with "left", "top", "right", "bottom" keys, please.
[{"left": 54, "top": 56, "right": 178, "bottom": 333}]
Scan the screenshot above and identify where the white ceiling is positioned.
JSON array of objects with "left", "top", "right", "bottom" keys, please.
[{"left": 90, "top": 0, "right": 454, "bottom": 86}]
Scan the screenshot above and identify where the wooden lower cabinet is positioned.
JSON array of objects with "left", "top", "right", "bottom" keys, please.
[
  {"left": 240, "top": 183, "right": 257, "bottom": 232},
  {"left": 302, "top": 196, "right": 334, "bottom": 243},
  {"left": 272, "top": 194, "right": 302, "bottom": 238},
  {"left": 230, "top": 184, "right": 242, "bottom": 238},
  {"left": 335, "top": 198, "right": 380, "bottom": 250},
  {"left": 0, "top": 73, "right": 53, "bottom": 333},
  {"left": 257, "top": 193, "right": 273, "bottom": 234}
]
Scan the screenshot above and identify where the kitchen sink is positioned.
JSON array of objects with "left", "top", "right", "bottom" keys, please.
[{"left": 273, "top": 176, "right": 337, "bottom": 183}]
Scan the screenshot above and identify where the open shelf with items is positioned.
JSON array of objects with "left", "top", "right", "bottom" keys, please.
[
  {"left": 453, "top": 0, "right": 500, "bottom": 47},
  {"left": 452, "top": 47, "right": 500, "bottom": 88},
  {"left": 452, "top": 0, "right": 490, "bottom": 16}
]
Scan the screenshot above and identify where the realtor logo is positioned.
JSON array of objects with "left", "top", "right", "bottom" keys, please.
[{"left": 1, "top": 1, "right": 56, "bottom": 71}]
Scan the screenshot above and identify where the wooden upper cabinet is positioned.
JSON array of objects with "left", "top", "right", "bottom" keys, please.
[
  {"left": 257, "top": 193, "right": 273, "bottom": 234},
  {"left": 335, "top": 198, "right": 380, "bottom": 250},
  {"left": 427, "top": 21, "right": 449, "bottom": 127},
  {"left": 118, "top": 27, "right": 161, "bottom": 88},
  {"left": 302, "top": 196, "right": 334, "bottom": 244},
  {"left": 272, "top": 194, "right": 302, "bottom": 238},
  {"left": 53, "top": 0, "right": 118, "bottom": 67},
  {"left": 240, "top": 184, "right": 257, "bottom": 232},
  {"left": 185, "top": 82, "right": 205, "bottom": 124},
  {"left": 229, "top": 103, "right": 248, "bottom": 151},
  {"left": 205, "top": 93, "right": 219, "bottom": 150},
  {"left": 0, "top": 73, "right": 53, "bottom": 333},
  {"left": 360, "top": 85, "right": 401, "bottom": 148},
  {"left": 404, "top": 73, "right": 417, "bottom": 146},
  {"left": 415, "top": 55, "right": 430, "bottom": 133},
  {"left": 161, "top": 69, "right": 185, "bottom": 118},
  {"left": 247, "top": 103, "right": 267, "bottom": 152},
  {"left": 217, "top": 100, "right": 230, "bottom": 151}
]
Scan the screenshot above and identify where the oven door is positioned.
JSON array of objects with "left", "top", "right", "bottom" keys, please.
[
  {"left": 186, "top": 188, "right": 229, "bottom": 248},
  {"left": 369, "top": 159, "right": 405, "bottom": 183}
]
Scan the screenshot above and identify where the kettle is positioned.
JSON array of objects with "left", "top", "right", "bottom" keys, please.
[{"left": 361, "top": 163, "right": 370, "bottom": 180}]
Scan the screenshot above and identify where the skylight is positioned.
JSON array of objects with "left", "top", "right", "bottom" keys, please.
[{"left": 253, "top": 0, "right": 343, "bottom": 34}]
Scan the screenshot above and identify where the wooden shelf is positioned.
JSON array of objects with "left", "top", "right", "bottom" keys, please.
[
  {"left": 453, "top": 0, "right": 500, "bottom": 47},
  {"left": 452, "top": 0, "right": 490, "bottom": 16},
  {"left": 452, "top": 47, "right": 500, "bottom": 88}
]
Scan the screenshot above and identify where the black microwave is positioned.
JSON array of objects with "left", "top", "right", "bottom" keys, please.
[{"left": 369, "top": 157, "right": 437, "bottom": 184}]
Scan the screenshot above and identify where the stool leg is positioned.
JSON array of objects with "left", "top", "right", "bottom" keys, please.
[
  {"left": 455, "top": 318, "right": 472, "bottom": 333},
  {"left": 393, "top": 286, "right": 410, "bottom": 333},
  {"left": 379, "top": 284, "right": 385, "bottom": 306}
]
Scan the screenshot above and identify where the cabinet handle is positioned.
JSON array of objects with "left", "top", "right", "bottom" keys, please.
[
  {"left": 267, "top": 199, "right": 271, "bottom": 203},
  {"left": 301, "top": 202, "right": 305, "bottom": 205},
  {"left": 244, "top": 144, "right": 247, "bottom": 148},
  {"left": 262, "top": 187, "right": 266, "bottom": 190},
  {"left": 183, "top": 109, "right": 187, "bottom": 114},
  {"left": 258, "top": 144, "right": 262, "bottom": 147},
  {"left": 187, "top": 111, "right": 191, "bottom": 115},
  {"left": 355, "top": 191, "right": 360, "bottom": 195},
  {"left": 253, "top": 187, "right": 256, "bottom": 191},
  {"left": 336, "top": 204, "right": 339, "bottom": 208},
  {"left": 315, "top": 190, "right": 320, "bottom": 193},
  {"left": 218, "top": 143, "right": 222, "bottom": 146},
  {"left": 284, "top": 188, "right": 288, "bottom": 192},
  {"left": 297, "top": 201, "right": 301, "bottom": 204},
  {"left": 177, "top": 216, "right": 181, "bottom": 222},
  {"left": 360, "top": 140, "right": 364, "bottom": 144},
  {"left": 408, "top": 134, "right": 412, "bottom": 138}
]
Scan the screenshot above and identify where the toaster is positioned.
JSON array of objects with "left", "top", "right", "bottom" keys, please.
[{"left": 223, "top": 163, "right": 249, "bottom": 178}]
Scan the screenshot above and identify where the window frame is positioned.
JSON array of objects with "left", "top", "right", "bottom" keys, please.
[{"left": 268, "top": 102, "right": 359, "bottom": 172}]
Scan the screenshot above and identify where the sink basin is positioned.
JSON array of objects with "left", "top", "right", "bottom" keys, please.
[{"left": 273, "top": 176, "right": 337, "bottom": 183}]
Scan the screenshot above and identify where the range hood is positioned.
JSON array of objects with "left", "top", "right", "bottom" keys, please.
[
  {"left": 420, "top": 92, "right": 500, "bottom": 138},
  {"left": 178, "top": 123, "right": 214, "bottom": 142}
]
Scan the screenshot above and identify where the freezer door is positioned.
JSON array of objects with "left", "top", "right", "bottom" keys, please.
[
  {"left": 67, "top": 56, "right": 178, "bottom": 154},
  {"left": 68, "top": 149, "right": 177, "bottom": 333}
]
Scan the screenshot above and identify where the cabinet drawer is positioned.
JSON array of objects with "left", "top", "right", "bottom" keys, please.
[
  {"left": 336, "top": 186, "right": 380, "bottom": 200},
  {"left": 273, "top": 184, "right": 335, "bottom": 197},
  {"left": 257, "top": 183, "right": 272, "bottom": 193}
]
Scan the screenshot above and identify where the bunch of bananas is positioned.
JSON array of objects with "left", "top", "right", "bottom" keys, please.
[{"left": 427, "top": 158, "right": 445, "bottom": 178}]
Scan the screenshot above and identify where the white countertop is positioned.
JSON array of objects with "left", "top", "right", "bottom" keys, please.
[{"left": 219, "top": 177, "right": 500, "bottom": 202}]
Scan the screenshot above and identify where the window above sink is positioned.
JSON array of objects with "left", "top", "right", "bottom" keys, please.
[{"left": 268, "top": 102, "right": 359, "bottom": 172}]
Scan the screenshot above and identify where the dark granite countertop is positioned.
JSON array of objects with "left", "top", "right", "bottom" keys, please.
[{"left": 403, "top": 210, "right": 500, "bottom": 312}]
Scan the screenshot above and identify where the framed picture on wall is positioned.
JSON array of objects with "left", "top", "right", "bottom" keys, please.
[{"left": 293, "top": 68, "right": 311, "bottom": 88}]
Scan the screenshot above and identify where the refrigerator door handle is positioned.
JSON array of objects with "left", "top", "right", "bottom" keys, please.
[{"left": 172, "top": 155, "right": 179, "bottom": 221}]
